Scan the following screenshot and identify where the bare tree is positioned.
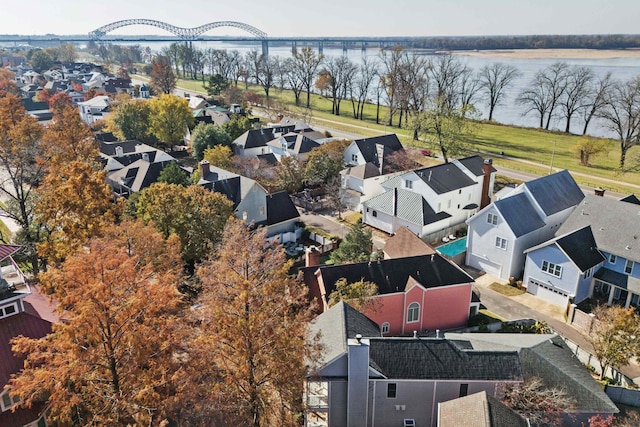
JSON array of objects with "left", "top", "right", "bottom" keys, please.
[
  {"left": 291, "top": 47, "right": 324, "bottom": 108},
  {"left": 581, "top": 72, "right": 613, "bottom": 135},
  {"left": 352, "top": 57, "right": 379, "bottom": 120},
  {"left": 428, "top": 53, "right": 468, "bottom": 110},
  {"left": 458, "top": 66, "right": 482, "bottom": 114},
  {"left": 282, "top": 58, "right": 305, "bottom": 106},
  {"left": 558, "top": 66, "right": 593, "bottom": 133},
  {"left": 323, "top": 56, "right": 358, "bottom": 116},
  {"left": 479, "top": 62, "right": 521, "bottom": 121},
  {"left": 541, "top": 62, "right": 570, "bottom": 130},
  {"left": 379, "top": 47, "right": 405, "bottom": 126},
  {"left": 502, "top": 376, "right": 576, "bottom": 427},
  {"left": 599, "top": 75, "right": 640, "bottom": 169},
  {"left": 398, "top": 53, "right": 430, "bottom": 139},
  {"left": 517, "top": 72, "right": 553, "bottom": 128}
]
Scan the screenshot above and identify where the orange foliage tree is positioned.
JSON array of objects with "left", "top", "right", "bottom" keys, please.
[
  {"left": 11, "top": 221, "right": 188, "bottom": 426},
  {"left": 193, "top": 218, "right": 318, "bottom": 426}
]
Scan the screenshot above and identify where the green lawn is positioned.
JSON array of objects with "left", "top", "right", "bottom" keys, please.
[
  {"left": 159, "top": 74, "right": 640, "bottom": 194},
  {"left": 489, "top": 282, "right": 526, "bottom": 297}
]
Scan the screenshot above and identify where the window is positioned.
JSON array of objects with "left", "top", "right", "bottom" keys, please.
[
  {"left": 351, "top": 154, "right": 358, "bottom": 162},
  {"left": 487, "top": 213, "right": 498, "bottom": 225},
  {"left": 584, "top": 267, "right": 593, "bottom": 279},
  {"left": 447, "top": 199, "right": 452, "bottom": 208},
  {"left": 459, "top": 189, "right": 462, "bottom": 194},
  {"left": 626, "top": 260, "right": 634, "bottom": 275},
  {"left": 403, "top": 420, "right": 415, "bottom": 427},
  {"left": 0, "top": 389, "right": 19, "bottom": 412},
  {"left": 387, "top": 383, "right": 397, "bottom": 398},
  {"left": 405, "top": 179, "right": 412, "bottom": 189},
  {"left": 0, "top": 303, "right": 18, "bottom": 319},
  {"left": 495, "top": 237, "right": 507, "bottom": 250},
  {"left": 242, "top": 211, "right": 248, "bottom": 221},
  {"left": 372, "top": 210, "right": 377, "bottom": 217},
  {"left": 542, "top": 260, "right": 562, "bottom": 278},
  {"left": 459, "top": 383, "right": 469, "bottom": 397},
  {"left": 381, "top": 322, "right": 390, "bottom": 334},
  {"left": 407, "top": 302, "right": 420, "bottom": 323},
  {"left": 259, "top": 205, "right": 265, "bottom": 216},
  {"left": 609, "top": 254, "right": 617, "bottom": 264}
]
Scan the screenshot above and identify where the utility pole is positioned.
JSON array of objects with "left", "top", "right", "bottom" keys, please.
[{"left": 549, "top": 140, "right": 556, "bottom": 175}]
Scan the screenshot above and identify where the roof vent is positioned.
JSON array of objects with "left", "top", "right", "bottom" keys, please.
[
  {"left": 413, "top": 331, "right": 417, "bottom": 338},
  {"left": 355, "top": 334, "right": 362, "bottom": 343},
  {"left": 626, "top": 245, "right": 631, "bottom": 250}
]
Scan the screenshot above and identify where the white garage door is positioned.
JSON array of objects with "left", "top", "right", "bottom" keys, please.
[
  {"left": 477, "top": 259, "right": 501, "bottom": 277},
  {"left": 528, "top": 278, "right": 569, "bottom": 307}
]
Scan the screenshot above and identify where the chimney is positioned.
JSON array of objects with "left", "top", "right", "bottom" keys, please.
[
  {"left": 141, "top": 152, "right": 149, "bottom": 162},
  {"left": 114, "top": 146, "right": 123, "bottom": 157},
  {"left": 199, "top": 160, "right": 211, "bottom": 178},
  {"left": 305, "top": 246, "right": 321, "bottom": 267},
  {"left": 347, "top": 336, "right": 369, "bottom": 427},
  {"left": 480, "top": 158, "right": 493, "bottom": 209},
  {"left": 594, "top": 187, "right": 605, "bottom": 197},
  {"left": 375, "top": 143, "right": 385, "bottom": 174}
]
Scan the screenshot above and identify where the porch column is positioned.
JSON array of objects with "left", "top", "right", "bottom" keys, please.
[
  {"left": 608, "top": 286, "right": 615, "bottom": 306},
  {"left": 625, "top": 292, "right": 633, "bottom": 309}
]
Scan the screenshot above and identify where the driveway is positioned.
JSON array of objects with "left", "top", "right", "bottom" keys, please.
[{"left": 299, "top": 209, "right": 387, "bottom": 250}]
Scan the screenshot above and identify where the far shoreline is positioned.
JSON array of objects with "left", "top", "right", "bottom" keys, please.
[{"left": 451, "top": 48, "right": 640, "bottom": 60}]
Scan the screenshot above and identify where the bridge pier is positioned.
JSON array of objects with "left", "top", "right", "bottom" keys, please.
[
  {"left": 342, "top": 41, "right": 348, "bottom": 56},
  {"left": 318, "top": 41, "right": 323, "bottom": 55},
  {"left": 261, "top": 40, "right": 269, "bottom": 57},
  {"left": 361, "top": 41, "right": 367, "bottom": 55},
  {"left": 292, "top": 41, "right": 297, "bottom": 55}
]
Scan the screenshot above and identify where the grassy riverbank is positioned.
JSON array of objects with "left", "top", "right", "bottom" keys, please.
[{"left": 146, "top": 74, "right": 640, "bottom": 194}]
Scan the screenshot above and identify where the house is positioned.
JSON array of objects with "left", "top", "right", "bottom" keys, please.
[
  {"left": 305, "top": 302, "right": 522, "bottom": 427},
  {"left": 198, "top": 161, "right": 300, "bottom": 240},
  {"left": 231, "top": 128, "right": 275, "bottom": 157},
  {"left": 266, "top": 132, "right": 320, "bottom": 161},
  {"left": 301, "top": 253, "right": 477, "bottom": 335},
  {"left": 465, "top": 170, "right": 584, "bottom": 280},
  {"left": 21, "top": 98, "right": 52, "bottom": 122},
  {"left": 437, "top": 391, "right": 527, "bottom": 427},
  {"left": 362, "top": 156, "right": 496, "bottom": 241},
  {"left": 0, "top": 245, "right": 52, "bottom": 427},
  {"left": 523, "top": 194, "right": 640, "bottom": 308},
  {"left": 522, "top": 226, "right": 604, "bottom": 307},
  {"left": 343, "top": 134, "right": 404, "bottom": 168},
  {"left": 77, "top": 95, "right": 111, "bottom": 125}
]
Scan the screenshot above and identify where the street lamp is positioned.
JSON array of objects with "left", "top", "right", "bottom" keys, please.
[{"left": 549, "top": 140, "right": 557, "bottom": 175}]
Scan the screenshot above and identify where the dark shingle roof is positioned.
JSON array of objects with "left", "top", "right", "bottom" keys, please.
[
  {"left": 414, "top": 163, "right": 477, "bottom": 194},
  {"left": 304, "top": 254, "right": 472, "bottom": 296},
  {"left": 524, "top": 170, "right": 584, "bottom": 216},
  {"left": 620, "top": 194, "right": 640, "bottom": 205},
  {"left": 205, "top": 176, "right": 241, "bottom": 207},
  {"left": 354, "top": 134, "right": 404, "bottom": 167},
  {"left": 556, "top": 226, "right": 605, "bottom": 272},
  {"left": 368, "top": 338, "right": 522, "bottom": 380},
  {"left": 257, "top": 153, "right": 278, "bottom": 166},
  {"left": 95, "top": 132, "right": 119, "bottom": 143},
  {"left": 266, "top": 191, "right": 300, "bottom": 225},
  {"left": 457, "top": 155, "right": 497, "bottom": 177},
  {"left": 495, "top": 193, "right": 546, "bottom": 237},
  {"left": 233, "top": 128, "right": 275, "bottom": 149}
]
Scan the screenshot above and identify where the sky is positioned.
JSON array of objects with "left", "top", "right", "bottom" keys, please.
[{"left": 2, "top": 0, "right": 639, "bottom": 37}]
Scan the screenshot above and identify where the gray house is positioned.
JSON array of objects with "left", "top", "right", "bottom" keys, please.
[{"left": 466, "top": 170, "right": 584, "bottom": 280}]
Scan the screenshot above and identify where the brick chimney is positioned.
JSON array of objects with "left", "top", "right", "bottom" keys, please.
[
  {"left": 480, "top": 158, "right": 493, "bottom": 210},
  {"left": 199, "top": 160, "right": 210, "bottom": 179},
  {"left": 305, "top": 246, "right": 321, "bottom": 267},
  {"left": 594, "top": 187, "right": 605, "bottom": 197}
]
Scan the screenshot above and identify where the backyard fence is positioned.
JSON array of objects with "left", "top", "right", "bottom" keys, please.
[
  {"left": 308, "top": 232, "right": 337, "bottom": 253},
  {"left": 561, "top": 337, "right": 635, "bottom": 388},
  {"left": 605, "top": 385, "right": 640, "bottom": 408}
]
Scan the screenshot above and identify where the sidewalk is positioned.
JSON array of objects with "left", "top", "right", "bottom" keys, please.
[{"left": 474, "top": 272, "right": 640, "bottom": 382}]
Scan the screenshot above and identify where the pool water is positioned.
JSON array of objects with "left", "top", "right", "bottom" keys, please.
[{"left": 437, "top": 237, "right": 467, "bottom": 257}]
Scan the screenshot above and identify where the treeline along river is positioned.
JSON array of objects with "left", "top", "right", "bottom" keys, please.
[{"left": 130, "top": 40, "right": 640, "bottom": 138}]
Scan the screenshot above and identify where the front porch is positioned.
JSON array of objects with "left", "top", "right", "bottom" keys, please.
[{"left": 593, "top": 268, "right": 640, "bottom": 310}]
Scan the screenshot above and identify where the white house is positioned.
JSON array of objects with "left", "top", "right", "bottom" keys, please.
[{"left": 77, "top": 95, "right": 110, "bottom": 125}]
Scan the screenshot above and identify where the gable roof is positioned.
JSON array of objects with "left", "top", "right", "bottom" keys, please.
[
  {"left": 256, "top": 153, "right": 278, "bottom": 166},
  {"left": 303, "top": 254, "right": 473, "bottom": 296},
  {"left": 368, "top": 338, "right": 522, "bottom": 381},
  {"left": 620, "top": 194, "right": 640, "bottom": 205},
  {"left": 456, "top": 155, "right": 497, "bottom": 176},
  {"left": 365, "top": 188, "right": 451, "bottom": 226},
  {"left": 383, "top": 227, "right": 436, "bottom": 259},
  {"left": 341, "top": 163, "right": 381, "bottom": 179},
  {"left": 524, "top": 170, "right": 584, "bottom": 216},
  {"left": 233, "top": 128, "right": 275, "bottom": 149},
  {"left": 107, "top": 159, "right": 175, "bottom": 193},
  {"left": 354, "top": 134, "right": 404, "bottom": 167},
  {"left": 438, "top": 391, "right": 527, "bottom": 427},
  {"left": 413, "top": 162, "right": 478, "bottom": 194},
  {"left": 265, "top": 191, "right": 300, "bottom": 225},
  {"left": 526, "top": 226, "right": 604, "bottom": 272},
  {"left": 494, "top": 192, "right": 546, "bottom": 237},
  {"left": 558, "top": 195, "right": 640, "bottom": 263}
]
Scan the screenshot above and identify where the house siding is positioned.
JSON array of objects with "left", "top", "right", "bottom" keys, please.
[
  {"left": 602, "top": 251, "right": 640, "bottom": 280},
  {"left": 524, "top": 244, "right": 579, "bottom": 306},
  {"left": 466, "top": 207, "right": 514, "bottom": 279}
]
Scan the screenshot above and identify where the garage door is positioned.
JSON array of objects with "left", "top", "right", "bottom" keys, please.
[
  {"left": 477, "top": 258, "right": 501, "bottom": 277},
  {"left": 528, "top": 278, "right": 569, "bottom": 307}
]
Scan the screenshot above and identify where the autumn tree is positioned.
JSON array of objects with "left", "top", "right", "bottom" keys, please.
[
  {"left": 203, "top": 145, "right": 233, "bottom": 170},
  {"left": 36, "top": 105, "right": 114, "bottom": 265},
  {"left": 273, "top": 156, "right": 305, "bottom": 193},
  {"left": 150, "top": 54, "right": 176, "bottom": 94},
  {"left": 108, "top": 99, "right": 152, "bottom": 141},
  {"left": 11, "top": 221, "right": 187, "bottom": 426},
  {"left": 573, "top": 136, "right": 608, "bottom": 166},
  {"left": 190, "top": 122, "right": 232, "bottom": 160},
  {"left": 29, "top": 49, "right": 53, "bottom": 71},
  {"left": 518, "top": 62, "right": 569, "bottom": 130},
  {"left": 158, "top": 161, "right": 190, "bottom": 186},
  {"left": 0, "top": 94, "right": 45, "bottom": 273},
  {"left": 328, "top": 277, "right": 379, "bottom": 312},
  {"left": 194, "top": 218, "right": 316, "bottom": 426},
  {"left": 502, "top": 376, "right": 576, "bottom": 426},
  {"left": 330, "top": 224, "right": 373, "bottom": 265},
  {"left": 478, "top": 62, "right": 521, "bottom": 121},
  {"left": 323, "top": 56, "right": 358, "bottom": 116},
  {"left": 47, "top": 92, "right": 73, "bottom": 115},
  {"left": 222, "top": 114, "right": 253, "bottom": 140},
  {"left": 149, "top": 93, "right": 194, "bottom": 151},
  {"left": 589, "top": 304, "right": 640, "bottom": 380},
  {"left": 131, "top": 182, "right": 233, "bottom": 272},
  {"left": 304, "top": 138, "right": 349, "bottom": 186}
]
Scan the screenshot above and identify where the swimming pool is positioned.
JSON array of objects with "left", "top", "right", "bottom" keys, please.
[{"left": 437, "top": 236, "right": 467, "bottom": 257}]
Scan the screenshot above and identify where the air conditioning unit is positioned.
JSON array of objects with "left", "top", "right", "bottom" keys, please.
[{"left": 403, "top": 419, "right": 415, "bottom": 427}]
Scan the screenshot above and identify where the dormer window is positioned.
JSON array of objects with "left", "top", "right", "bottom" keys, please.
[
  {"left": 487, "top": 213, "right": 498, "bottom": 225},
  {"left": 405, "top": 179, "right": 412, "bottom": 189}
]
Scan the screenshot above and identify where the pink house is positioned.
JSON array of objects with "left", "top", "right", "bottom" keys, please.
[{"left": 302, "top": 254, "right": 476, "bottom": 336}]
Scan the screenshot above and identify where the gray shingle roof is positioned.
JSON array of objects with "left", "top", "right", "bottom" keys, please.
[
  {"left": 558, "top": 195, "right": 640, "bottom": 263},
  {"left": 341, "top": 163, "right": 381, "bottom": 179},
  {"left": 414, "top": 163, "right": 477, "bottom": 194},
  {"left": 457, "top": 155, "right": 497, "bottom": 177},
  {"left": 495, "top": 193, "right": 546, "bottom": 237},
  {"left": 524, "top": 170, "right": 584, "bottom": 216},
  {"left": 438, "top": 391, "right": 527, "bottom": 427},
  {"left": 368, "top": 338, "right": 522, "bottom": 380},
  {"left": 233, "top": 128, "right": 275, "bottom": 149},
  {"left": 354, "top": 134, "right": 404, "bottom": 167}
]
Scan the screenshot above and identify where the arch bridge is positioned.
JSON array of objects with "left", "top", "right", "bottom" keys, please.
[{"left": 89, "top": 19, "right": 267, "bottom": 41}]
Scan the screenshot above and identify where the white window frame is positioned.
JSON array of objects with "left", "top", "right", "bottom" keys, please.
[
  {"left": 381, "top": 322, "right": 390, "bottom": 334},
  {"left": 487, "top": 213, "right": 498, "bottom": 225},
  {"left": 495, "top": 236, "right": 507, "bottom": 250},
  {"left": 609, "top": 254, "right": 617, "bottom": 264},
  {"left": 625, "top": 260, "right": 634, "bottom": 275},
  {"left": 0, "top": 388, "right": 19, "bottom": 412},
  {"left": 351, "top": 153, "right": 358, "bottom": 162},
  {"left": 407, "top": 302, "right": 420, "bottom": 323},
  {"left": 405, "top": 179, "right": 412, "bottom": 189},
  {"left": 0, "top": 302, "right": 18, "bottom": 319},
  {"left": 542, "top": 260, "right": 562, "bottom": 278}
]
